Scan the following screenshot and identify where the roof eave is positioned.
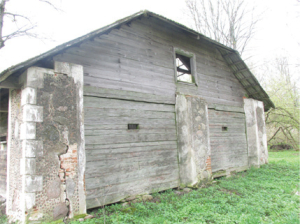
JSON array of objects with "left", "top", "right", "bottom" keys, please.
[
  {"left": 0, "top": 10, "right": 274, "bottom": 110},
  {"left": 0, "top": 10, "right": 147, "bottom": 82}
]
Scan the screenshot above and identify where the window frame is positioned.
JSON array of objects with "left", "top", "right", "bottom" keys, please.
[{"left": 173, "top": 48, "right": 198, "bottom": 86}]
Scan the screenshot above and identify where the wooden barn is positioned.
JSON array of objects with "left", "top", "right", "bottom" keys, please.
[{"left": 0, "top": 10, "right": 273, "bottom": 222}]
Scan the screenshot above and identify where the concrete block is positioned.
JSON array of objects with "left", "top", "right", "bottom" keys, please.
[
  {"left": 19, "top": 67, "right": 44, "bottom": 88},
  {"left": 23, "top": 105, "right": 43, "bottom": 122},
  {"left": 20, "top": 122, "right": 36, "bottom": 140},
  {"left": 20, "top": 158, "right": 36, "bottom": 175},
  {"left": 70, "top": 64, "right": 84, "bottom": 85},
  {"left": 24, "top": 175, "right": 43, "bottom": 193},
  {"left": 21, "top": 87, "right": 37, "bottom": 106},
  {"left": 54, "top": 62, "right": 83, "bottom": 85},
  {"left": 54, "top": 61, "right": 72, "bottom": 75},
  {"left": 22, "top": 140, "right": 43, "bottom": 158},
  {"left": 25, "top": 193, "right": 36, "bottom": 210}
]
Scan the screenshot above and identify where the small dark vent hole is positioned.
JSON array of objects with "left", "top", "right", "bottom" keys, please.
[
  {"left": 128, "top": 124, "right": 139, "bottom": 130},
  {"left": 222, "top": 126, "right": 228, "bottom": 131}
]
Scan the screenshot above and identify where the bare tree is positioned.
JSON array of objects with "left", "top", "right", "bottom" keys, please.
[
  {"left": 185, "top": 0, "right": 260, "bottom": 56},
  {"left": 261, "top": 57, "right": 300, "bottom": 150},
  {"left": 0, "top": 0, "right": 60, "bottom": 50}
]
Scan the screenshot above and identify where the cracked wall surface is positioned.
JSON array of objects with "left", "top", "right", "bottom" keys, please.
[
  {"left": 6, "top": 63, "right": 86, "bottom": 223},
  {"left": 244, "top": 98, "right": 268, "bottom": 167},
  {"left": 176, "top": 93, "right": 211, "bottom": 187}
]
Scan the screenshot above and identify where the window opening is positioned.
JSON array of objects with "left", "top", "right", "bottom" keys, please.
[
  {"left": 128, "top": 124, "right": 139, "bottom": 130},
  {"left": 176, "top": 53, "right": 193, "bottom": 83}
]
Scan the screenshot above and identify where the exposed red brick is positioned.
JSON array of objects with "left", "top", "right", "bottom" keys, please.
[{"left": 206, "top": 156, "right": 212, "bottom": 174}]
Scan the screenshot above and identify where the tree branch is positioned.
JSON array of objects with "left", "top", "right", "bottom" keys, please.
[
  {"left": 0, "top": 0, "right": 61, "bottom": 49},
  {"left": 39, "top": 0, "right": 62, "bottom": 11},
  {"left": 268, "top": 127, "right": 282, "bottom": 143},
  {"left": 185, "top": 0, "right": 260, "bottom": 55},
  {"left": 4, "top": 12, "right": 31, "bottom": 22}
]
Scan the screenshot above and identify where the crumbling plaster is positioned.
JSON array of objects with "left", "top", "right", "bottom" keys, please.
[
  {"left": 244, "top": 98, "right": 268, "bottom": 166},
  {"left": 176, "top": 93, "right": 211, "bottom": 187},
  {"left": 6, "top": 63, "right": 86, "bottom": 223}
]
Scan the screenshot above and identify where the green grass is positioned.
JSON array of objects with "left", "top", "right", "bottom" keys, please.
[
  {"left": 70, "top": 150, "right": 300, "bottom": 224},
  {"left": 1, "top": 150, "right": 299, "bottom": 224},
  {"left": 0, "top": 215, "right": 7, "bottom": 224}
]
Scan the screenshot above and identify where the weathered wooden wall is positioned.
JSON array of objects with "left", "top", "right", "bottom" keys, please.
[
  {"left": 53, "top": 15, "right": 249, "bottom": 208},
  {"left": 208, "top": 109, "right": 248, "bottom": 175},
  {"left": 0, "top": 90, "right": 8, "bottom": 197},
  {"left": 54, "top": 16, "right": 246, "bottom": 107},
  {"left": 0, "top": 112, "right": 7, "bottom": 195},
  {"left": 0, "top": 90, "right": 8, "bottom": 138},
  {"left": 83, "top": 87, "right": 178, "bottom": 208}
]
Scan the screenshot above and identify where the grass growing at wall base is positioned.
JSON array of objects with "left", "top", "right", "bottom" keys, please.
[
  {"left": 70, "top": 150, "right": 299, "bottom": 224},
  {"left": 0, "top": 150, "right": 298, "bottom": 223}
]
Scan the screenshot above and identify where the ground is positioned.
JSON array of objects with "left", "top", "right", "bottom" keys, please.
[
  {"left": 1, "top": 150, "right": 299, "bottom": 223},
  {"left": 70, "top": 150, "right": 299, "bottom": 224}
]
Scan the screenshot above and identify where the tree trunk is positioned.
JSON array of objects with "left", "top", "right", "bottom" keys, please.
[{"left": 0, "top": 0, "right": 6, "bottom": 49}]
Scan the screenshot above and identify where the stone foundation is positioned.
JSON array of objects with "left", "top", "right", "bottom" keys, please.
[{"left": 6, "top": 62, "right": 86, "bottom": 223}]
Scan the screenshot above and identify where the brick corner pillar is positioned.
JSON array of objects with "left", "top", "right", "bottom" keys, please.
[
  {"left": 244, "top": 98, "right": 268, "bottom": 167},
  {"left": 6, "top": 62, "right": 86, "bottom": 223},
  {"left": 175, "top": 93, "right": 212, "bottom": 188}
]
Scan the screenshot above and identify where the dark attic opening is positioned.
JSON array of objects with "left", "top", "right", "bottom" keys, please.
[{"left": 176, "top": 53, "right": 193, "bottom": 83}]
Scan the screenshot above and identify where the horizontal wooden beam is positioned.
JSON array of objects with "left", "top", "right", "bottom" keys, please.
[
  {"left": 83, "top": 86, "right": 175, "bottom": 105},
  {"left": 177, "top": 68, "right": 191, "bottom": 74},
  {"left": 233, "top": 68, "right": 249, "bottom": 75},
  {"left": 236, "top": 75, "right": 253, "bottom": 82},
  {"left": 227, "top": 60, "right": 244, "bottom": 66},
  {"left": 242, "top": 84, "right": 261, "bottom": 90},
  {"left": 221, "top": 52, "right": 237, "bottom": 58},
  {"left": 248, "top": 90, "right": 264, "bottom": 97},
  {"left": 208, "top": 104, "right": 245, "bottom": 113}
]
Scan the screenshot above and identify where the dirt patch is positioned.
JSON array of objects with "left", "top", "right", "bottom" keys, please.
[
  {"left": 150, "top": 197, "right": 161, "bottom": 203},
  {"left": 270, "top": 144, "right": 293, "bottom": 150}
]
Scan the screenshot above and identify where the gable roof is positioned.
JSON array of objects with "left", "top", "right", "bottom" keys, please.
[{"left": 0, "top": 10, "right": 274, "bottom": 110}]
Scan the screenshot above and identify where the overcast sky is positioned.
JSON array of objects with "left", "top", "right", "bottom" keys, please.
[{"left": 0, "top": 0, "right": 299, "bottom": 74}]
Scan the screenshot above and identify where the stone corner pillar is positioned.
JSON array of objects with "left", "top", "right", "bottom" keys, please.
[
  {"left": 6, "top": 62, "right": 86, "bottom": 223},
  {"left": 244, "top": 98, "right": 268, "bottom": 167},
  {"left": 175, "top": 93, "right": 212, "bottom": 188}
]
